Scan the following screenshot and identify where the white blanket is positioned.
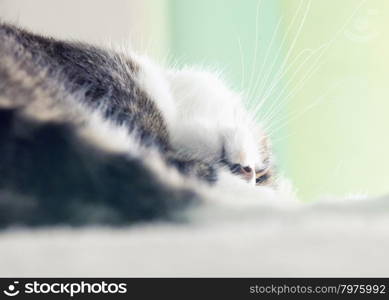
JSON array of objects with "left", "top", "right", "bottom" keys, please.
[{"left": 1, "top": 192, "right": 388, "bottom": 277}]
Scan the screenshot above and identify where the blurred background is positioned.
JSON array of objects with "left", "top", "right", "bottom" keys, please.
[{"left": 0, "top": 0, "right": 388, "bottom": 201}]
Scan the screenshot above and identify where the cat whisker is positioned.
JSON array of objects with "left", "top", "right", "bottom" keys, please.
[
  {"left": 252, "top": 0, "right": 366, "bottom": 133},
  {"left": 246, "top": 0, "right": 263, "bottom": 101},
  {"left": 245, "top": 17, "right": 284, "bottom": 109},
  {"left": 251, "top": 3, "right": 312, "bottom": 123},
  {"left": 266, "top": 80, "right": 344, "bottom": 140},
  {"left": 257, "top": 0, "right": 312, "bottom": 104},
  {"left": 259, "top": 44, "right": 327, "bottom": 125},
  {"left": 247, "top": 0, "right": 311, "bottom": 123},
  {"left": 261, "top": 58, "right": 325, "bottom": 127},
  {"left": 251, "top": 47, "right": 315, "bottom": 117},
  {"left": 237, "top": 36, "right": 246, "bottom": 90},
  {"left": 261, "top": 0, "right": 366, "bottom": 127},
  {"left": 248, "top": 0, "right": 306, "bottom": 108}
]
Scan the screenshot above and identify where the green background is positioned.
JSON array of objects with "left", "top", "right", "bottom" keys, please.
[{"left": 167, "top": 0, "right": 389, "bottom": 200}]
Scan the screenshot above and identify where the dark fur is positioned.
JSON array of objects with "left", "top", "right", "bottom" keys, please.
[
  {"left": 0, "top": 23, "right": 215, "bottom": 228},
  {"left": 0, "top": 108, "right": 196, "bottom": 227},
  {"left": 0, "top": 23, "right": 169, "bottom": 148}
]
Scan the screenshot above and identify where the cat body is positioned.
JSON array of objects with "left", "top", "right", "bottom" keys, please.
[{"left": 0, "top": 23, "right": 276, "bottom": 227}]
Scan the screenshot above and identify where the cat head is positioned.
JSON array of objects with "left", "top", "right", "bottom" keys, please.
[{"left": 166, "top": 68, "right": 273, "bottom": 186}]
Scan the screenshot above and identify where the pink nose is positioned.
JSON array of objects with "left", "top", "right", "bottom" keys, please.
[
  {"left": 230, "top": 164, "right": 254, "bottom": 181},
  {"left": 240, "top": 165, "right": 254, "bottom": 181}
]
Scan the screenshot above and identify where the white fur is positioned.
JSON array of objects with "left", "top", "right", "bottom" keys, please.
[
  {"left": 48, "top": 51, "right": 287, "bottom": 201},
  {"left": 120, "top": 55, "right": 275, "bottom": 188},
  {"left": 165, "top": 68, "right": 267, "bottom": 184},
  {"left": 132, "top": 54, "right": 177, "bottom": 124}
]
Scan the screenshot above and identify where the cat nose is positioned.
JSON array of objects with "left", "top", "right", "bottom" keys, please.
[
  {"left": 241, "top": 165, "right": 254, "bottom": 181},
  {"left": 231, "top": 164, "right": 254, "bottom": 181}
]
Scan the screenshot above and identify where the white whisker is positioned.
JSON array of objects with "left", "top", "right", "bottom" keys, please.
[
  {"left": 261, "top": 57, "right": 325, "bottom": 127},
  {"left": 257, "top": 0, "right": 312, "bottom": 106},
  {"left": 266, "top": 80, "right": 344, "bottom": 138},
  {"left": 257, "top": 0, "right": 367, "bottom": 131},
  {"left": 251, "top": 47, "right": 314, "bottom": 116},
  {"left": 251, "top": 0, "right": 306, "bottom": 109},
  {"left": 246, "top": 0, "right": 263, "bottom": 92},
  {"left": 246, "top": 17, "right": 284, "bottom": 108},
  {"left": 237, "top": 36, "right": 246, "bottom": 90},
  {"left": 258, "top": 44, "right": 327, "bottom": 122}
]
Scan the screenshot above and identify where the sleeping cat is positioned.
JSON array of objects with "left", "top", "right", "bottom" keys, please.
[{"left": 0, "top": 22, "right": 276, "bottom": 227}]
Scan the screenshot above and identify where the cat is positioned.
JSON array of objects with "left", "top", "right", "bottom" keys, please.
[{"left": 0, "top": 22, "right": 277, "bottom": 227}]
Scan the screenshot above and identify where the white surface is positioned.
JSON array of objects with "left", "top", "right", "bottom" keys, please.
[{"left": 1, "top": 195, "right": 388, "bottom": 277}]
